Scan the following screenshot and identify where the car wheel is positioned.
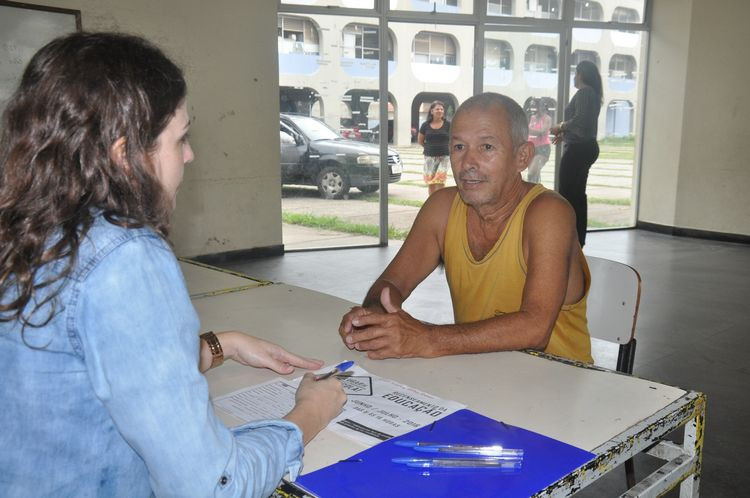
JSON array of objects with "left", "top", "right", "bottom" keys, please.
[
  {"left": 316, "top": 165, "right": 351, "bottom": 199},
  {"left": 357, "top": 185, "right": 379, "bottom": 194}
]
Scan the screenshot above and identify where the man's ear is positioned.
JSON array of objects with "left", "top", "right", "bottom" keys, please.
[
  {"left": 515, "top": 141, "right": 535, "bottom": 172},
  {"left": 109, "top": 137, "right": 130, "bottom": 171}
]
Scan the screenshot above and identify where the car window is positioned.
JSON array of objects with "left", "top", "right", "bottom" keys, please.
[
  {"left": 287, "top": 115, "right": 340, "bottom": 141},
  {"left": 280, "top": 129, "right": 295, "bottom": 145},
  {"left": 281, "top": 121, "right": 302, "bottom": 143}
]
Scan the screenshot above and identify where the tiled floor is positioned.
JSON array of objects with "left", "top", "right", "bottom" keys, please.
[{"left": 218, "top": 229, "right": 750, "bottom": 497}]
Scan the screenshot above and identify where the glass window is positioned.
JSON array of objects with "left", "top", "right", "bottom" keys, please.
[
  {"left": 594, "top": 0, "right": 646, "bottom": 25},
  {"left": 525, "top": 0, "right": 561, "bottom": 20},
  {"left": 612, "top": 6, "right": 640, "bottom": 34},
  {"left": 609, "top": 54, "right": 636, "bottom": 79},
  {"left": 278, "top": 15, "right": 320, "bottom": 55},
  {"left": 394, "top": 0, "right": 470, "bottom": 14},
  {"left": 487, "top": 0, "right": 513, "bottom": 16},
  {"left": 486, "top": 31, "right": 560, "bottom": 188},
  {"left": 281, "top": 0, "right": 374, "bottom": 8},
  {"left": 342, "top": 24, "right": 394, "bottom": 61},
  {"left": 574, "top": 0, "right": 604, "bottom": 21},
  {"left": 572, "top": 27, "right": 647, "bottom": 231},
  {"left": 275, "top": 3, "right": 649, "bottom": 250},
  {"left": 340, "top": 91, "right": 396, "bottom": 144},
  {"left": 525, "top": 44, "right": 557, "bottom": 73},
  {"left": 485, "top": 39, "right": 513, "bottom": 70},
  {"left": 571, "top": 49, "right": 600, "bottom": 71},
  {"left": 412, "top": 32, "right": 457, "bottom": 66},
  {"left": 612, "top": 6, "right": 640, "bottom": 23},
  {"left": 279, "top": 14, "right": 390, "bottom": 249},
  {"left": 605, "top": 100, "right": 634, "bottom": 136},
  {"left": 280, "top": 86, "right": 323, "bottom": 116}
]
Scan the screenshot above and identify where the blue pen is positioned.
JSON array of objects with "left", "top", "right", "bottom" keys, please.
[
  {"left": 315, "top": 360, "right": 354, "bottom": 380},
  {"left": 395, "top": 441, "right": 524, "bottom": 458},
  {"left": 391, "top": 457, "right": 523, "bottom": 470}
]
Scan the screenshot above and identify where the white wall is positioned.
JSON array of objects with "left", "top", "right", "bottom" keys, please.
[
  {"left": 36, "top": 0, "right": 283, "bottom": 256},
  {"left": 640, "top": 0, "right": 750, "bottom": 236}
]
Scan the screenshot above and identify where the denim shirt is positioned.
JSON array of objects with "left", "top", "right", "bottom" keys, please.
[{"left": 0, "top": 216, "right": 304, "bottom": 497}]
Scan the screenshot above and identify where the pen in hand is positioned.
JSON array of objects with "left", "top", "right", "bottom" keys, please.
[{"left": 315, "top": 360, "right": 354, "bottom": 381}]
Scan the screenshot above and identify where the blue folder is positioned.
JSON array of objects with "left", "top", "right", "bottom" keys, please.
[{"left": 295, "top": 409, "right": 595, "bottom": 497}]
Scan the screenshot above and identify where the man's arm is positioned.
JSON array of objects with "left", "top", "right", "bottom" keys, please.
[
  {"left": 346, "top": 192, "right": 583, "bottom": 359},
  {"left": 338, "top": 188, "right": 454, "bottom": 340}
]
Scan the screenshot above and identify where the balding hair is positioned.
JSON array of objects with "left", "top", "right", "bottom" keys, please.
[{"left": 454, "top": 93, "right": 530, "bottom": 151}]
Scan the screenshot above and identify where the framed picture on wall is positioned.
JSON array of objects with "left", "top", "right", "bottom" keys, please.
[{"left": 0, "top": 1, "right": 81, "bottom": 118}]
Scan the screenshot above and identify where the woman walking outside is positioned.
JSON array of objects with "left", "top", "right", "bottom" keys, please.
[
  {"left": 551, "top": 60, "right": 603, "bottom": 247},
  {"left": 418, "top": 100, "right": 451, "bottom": 196},
  {"left": 527, "top": 98, "right": 553, "bottom": 184}
]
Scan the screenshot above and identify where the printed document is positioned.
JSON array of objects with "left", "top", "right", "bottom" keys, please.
[{"left": 213, "top": 364, "right": 465, "bottom": 446}]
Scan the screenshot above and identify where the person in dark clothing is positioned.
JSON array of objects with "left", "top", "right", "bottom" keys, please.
[
  {"left": 418, "top": 100, "right": 451, "bottom": 196},
  {"left": 551, "top": 60, "right": 602, "bottom": 247}
]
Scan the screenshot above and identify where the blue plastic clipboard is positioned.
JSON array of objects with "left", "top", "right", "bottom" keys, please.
[{"left": 295, "top": 409, "right": 595, "bottom": 497}]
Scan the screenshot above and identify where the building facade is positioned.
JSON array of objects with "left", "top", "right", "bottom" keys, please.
[{"left": 278, "top": 0, "right": 644, "bottom": 146}]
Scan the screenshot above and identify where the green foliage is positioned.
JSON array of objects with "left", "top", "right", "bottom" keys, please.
[
  {"left": 600, "top": 135, "right": 635, "bottom": 146},
  {"left": 361, "top": 194, "right": 424, "bottom": 208},
  {"left": 282, "top": 212, "right": 410, "bottom": 240},
  {"left": 588, "top": 197, "right": 631, "bottom": 206}
]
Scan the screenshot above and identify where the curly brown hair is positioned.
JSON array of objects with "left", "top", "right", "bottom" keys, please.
[{"left": 0, "top": 32, "right": 187, "bottom": 326}]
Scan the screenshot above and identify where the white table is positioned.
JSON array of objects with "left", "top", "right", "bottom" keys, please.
[
  {"left": 178, "top": 259, "right": 269, "bottom": 299},
  {"left": 185, "top": 262, "right": 705, "bottom": 497}
]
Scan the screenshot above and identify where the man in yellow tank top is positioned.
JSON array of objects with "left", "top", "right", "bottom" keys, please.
[{"left": 338, "top": 93, "right": 592, "bottom": 363}]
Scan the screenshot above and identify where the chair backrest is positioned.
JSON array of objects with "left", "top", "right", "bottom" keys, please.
[{"left": 586, "top": 255, "right": 641, "bottom": 345}]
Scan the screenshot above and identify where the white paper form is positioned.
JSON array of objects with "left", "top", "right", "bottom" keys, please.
[
  {"left": 213, "top": 378, "right": 298, "bottom": 421},
  {"left": 213, "top": 365, "right": 465, "bottom": 447}
]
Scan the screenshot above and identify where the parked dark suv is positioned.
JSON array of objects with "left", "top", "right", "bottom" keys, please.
[{"left": 280, "top": 113, "right": 402, "bottom": 199}]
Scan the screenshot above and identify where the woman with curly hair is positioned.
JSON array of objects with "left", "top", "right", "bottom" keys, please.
[{"left": 0, "top": 32, "right": 345, "bottom": 497}]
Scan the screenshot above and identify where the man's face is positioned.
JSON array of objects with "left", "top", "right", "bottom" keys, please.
[{"left": 450, "top": 105, "right": 529, "bottom": 209}]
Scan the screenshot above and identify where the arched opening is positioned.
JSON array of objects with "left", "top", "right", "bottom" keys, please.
[
  {"left": 341, "top": 90, "right": 396, "bottom": 144},
  {"left": 609, "top": 54, "right": 637, "bottom": 80},
  {"left": 412, "top": 31, "right": 458, "bottom": 65},
  {"left": 341, "top": 23, "right": 394, "bottom": 61},
  {"left": 524, "top": 44, "right": 557, "bottom": 88},
  {"left": 279, "top": 86, "right": 323, "bottom": 118},
  {"left": 277, "top": 15, "right": 320, "bottom": 55},
  {"left": 485, "top": 39, "right": 513, "bottom": 70},
  {"left": 574, "top": 0, "right": 603, "bottom": 21},
  {"left": 571, "top": 49, "right": 601, "bottom": 72},
  {"left": 606, "top": 100, "right": 634, "bottom": 137}
]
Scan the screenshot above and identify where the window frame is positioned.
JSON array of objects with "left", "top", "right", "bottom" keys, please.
[{"left": 277, "top": 0, "right": 652, "bottom": 247}]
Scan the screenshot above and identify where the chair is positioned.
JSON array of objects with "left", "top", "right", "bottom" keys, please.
[
  {"left": 585, "top": 255, "right": 642, "bottom": 488},
  {"left": 586, "top": 255, "right": 641, "bottom": 375}
]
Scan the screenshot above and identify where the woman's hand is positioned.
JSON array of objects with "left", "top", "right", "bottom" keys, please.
[
  {"left": 284, "top": 373, "right": 347, "bottom": 444},
  {"left": 550, "top": 124, "right": 563, "bottom": 145},
  {"left": 201, "top": 331, "right": 324, "bottom": 374}
]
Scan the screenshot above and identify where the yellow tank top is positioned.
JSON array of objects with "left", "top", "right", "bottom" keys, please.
[{"left": 443, "top": 184, "right": 593, "bottom": 363}]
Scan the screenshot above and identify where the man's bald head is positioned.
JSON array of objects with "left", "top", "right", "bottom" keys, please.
[{"left": 453, "top": 93, "right": 530, "bottom": 151}]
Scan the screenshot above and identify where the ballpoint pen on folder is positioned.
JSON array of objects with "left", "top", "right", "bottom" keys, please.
[
  {"left": 395, "top": 440, "right": 524, "bottom": 458},
  {"left": 391, "top": 457, "right": 523, "bottom": 470},
  {"left": 315, "top": 360, "right": 354, "bottom": 380}
]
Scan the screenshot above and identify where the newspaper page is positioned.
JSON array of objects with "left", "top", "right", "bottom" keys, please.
[{"left": 213, "top": 364, "right": 465, "bottom": 446}]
